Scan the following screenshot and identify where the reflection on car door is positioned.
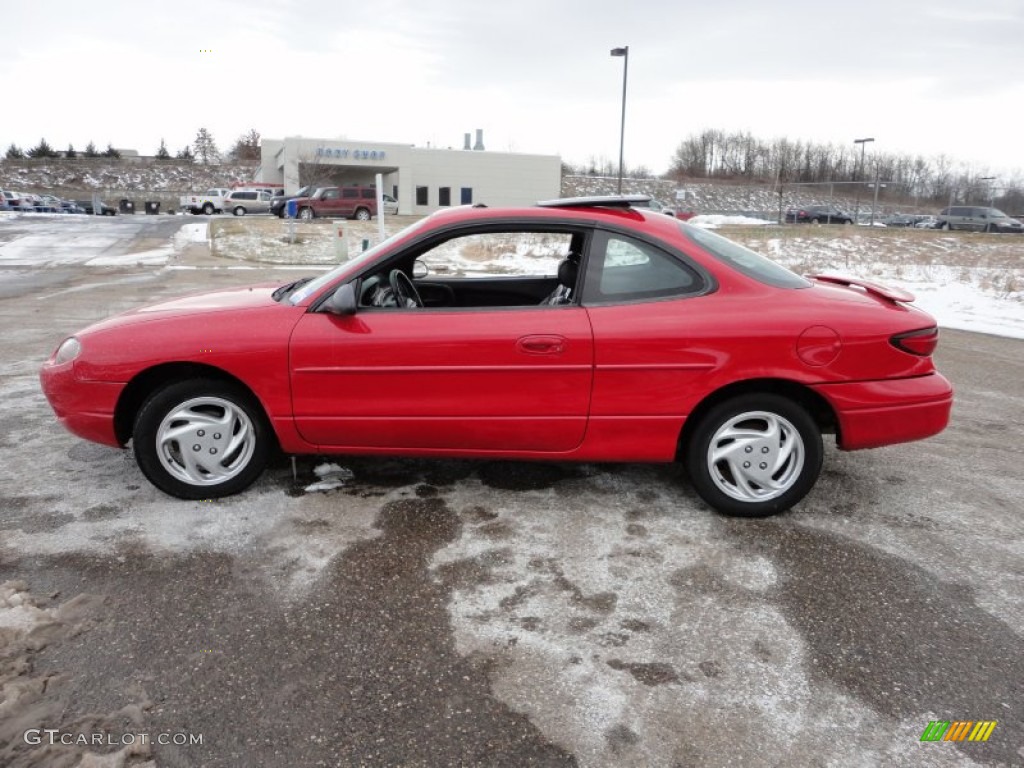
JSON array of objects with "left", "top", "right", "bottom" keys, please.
[{"left": 288, "top": 307, "right": 594, "bottom": 452}]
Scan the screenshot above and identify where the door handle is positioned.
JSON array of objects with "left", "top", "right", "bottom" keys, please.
[{"left": 516, "top": 335, "right": 566, "bottom": 355}]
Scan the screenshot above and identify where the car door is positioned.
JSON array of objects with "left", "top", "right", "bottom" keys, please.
[
  {"left": 317, "top": 188, "right": 342, "bottom": 216},
  {"left": 580, "top": 229, "right": 715, "bottom": 458},
  {"left": 288, "top": 226, "right": 594, "bottom": 453}
]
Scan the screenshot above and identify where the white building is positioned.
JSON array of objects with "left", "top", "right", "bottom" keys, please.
[{"left": 259, "top": 131, "right": 561, "bottom": 215}]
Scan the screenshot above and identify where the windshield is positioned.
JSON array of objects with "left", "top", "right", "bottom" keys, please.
[
  {"left": 288, "top": 217, "right": 435, "bottom": 305},
  {"left": 680, "top": 223, "right": 810, "bottom": 289}
]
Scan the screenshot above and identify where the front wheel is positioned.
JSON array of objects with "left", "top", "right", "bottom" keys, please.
[
  {"left": 299, "top": 207, "right": 314, "bottom": 220},
  {"left": 941, "top": 222, "right": 952, "bottom": 231},
  {"left": 202, "top": 203, "right": 215, "bottom": 215},
  {"left": 354, "top": 207, "right": 371, "bottom": 221},
  {"left": 685, "top": 394, "right": 823, "bottom": 517},
  {"left": 133, "top": 379, "right": 271, "bottom": 499}
]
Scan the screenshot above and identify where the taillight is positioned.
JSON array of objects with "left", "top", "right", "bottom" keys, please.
[{"left": 891, "top": 327, "right": 938, "bottom": 356}]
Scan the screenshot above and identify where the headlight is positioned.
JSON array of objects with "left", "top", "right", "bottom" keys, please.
[{"left": 54, "top": 337, "right": 82, "bottom": 365}]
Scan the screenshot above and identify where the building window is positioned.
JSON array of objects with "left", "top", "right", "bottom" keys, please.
[
  {"left": 461, "top": 187, "right": 473, "bottom": 205},
  {"left": 438, "top": 187, "right": 451, "bottom": 206},
  {"left": 416, "top": 186, "right": 428, "bottom": 206}
]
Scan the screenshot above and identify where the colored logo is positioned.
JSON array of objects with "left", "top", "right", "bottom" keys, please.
[{"left": 920, "top": 721, "right": 997, "bottom": 742}]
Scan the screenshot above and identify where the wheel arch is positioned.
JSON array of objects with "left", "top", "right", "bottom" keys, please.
[
  {"left": 113, "top": 362, "right": 276, "bottom": 447},
  {"left": 677, "top": 378, "right": 838, "bottom": 460}
]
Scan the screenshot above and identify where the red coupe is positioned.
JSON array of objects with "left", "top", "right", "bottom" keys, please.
[{"left": 40, "top": 196, "right": 953, "bottom": 516}]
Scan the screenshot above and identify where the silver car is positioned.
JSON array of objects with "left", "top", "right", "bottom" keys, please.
[
  {"left": 224, "top": 190, "right": 273, "bottom": 216},
  {"left": 937, "top": 206, "right": 1023, "bottom": 233}
]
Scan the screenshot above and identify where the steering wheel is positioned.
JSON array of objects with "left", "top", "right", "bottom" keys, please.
[{"left": 388, "top": 269, "right": 423, "bottom": 308}]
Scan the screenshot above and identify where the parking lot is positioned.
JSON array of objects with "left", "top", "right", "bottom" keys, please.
[{"left": 1, "top": 214, "right": 1022, "bottom": 767}]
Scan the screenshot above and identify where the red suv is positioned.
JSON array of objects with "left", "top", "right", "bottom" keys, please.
[{"left": 294, "top": 186, "right": 378, "bottom": 221}]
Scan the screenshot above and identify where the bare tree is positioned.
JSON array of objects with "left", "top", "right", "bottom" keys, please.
[{"left": 193, "top": 128, "right": 220, "bottom": 165}]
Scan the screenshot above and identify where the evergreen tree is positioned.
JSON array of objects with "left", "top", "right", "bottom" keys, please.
[
  {"left": 5, "top": 143, "right": 24, "bottom": 159},
  {"left": 83, "top": 141, "right": 99, "bottom": 158},
  {"left": 66, "top": 143, "right": 77, "bottom": 158},
  {"left": 103, "top": 143, "right": 121, "bottom": 159},
  {"left": 176, "top": 145, "right": 194, "bottom": 161},
  {"left": 193, "top": 127, "right": 219, "bottom": 164},
  {"left": 27, "top": 138, "right": 59, "bottom": 158},
  {"left": 156, "top": 138, "right": 170, "bottom": 159}
]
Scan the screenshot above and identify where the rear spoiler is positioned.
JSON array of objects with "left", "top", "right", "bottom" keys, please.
[{"left": 809, "top": 274, "right": 915, "bottom": 303}]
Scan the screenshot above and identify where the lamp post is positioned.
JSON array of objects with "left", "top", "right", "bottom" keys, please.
[
  {"left": 852, "top": 137, "right": 874, "bottom": 224},
  {"left": 611, "top": 46, "right": 629, "bottom": 194}
]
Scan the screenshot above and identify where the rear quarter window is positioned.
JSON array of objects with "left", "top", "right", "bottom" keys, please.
[{"left": 681, "top": 224, "right": 810, "bottom": 289}]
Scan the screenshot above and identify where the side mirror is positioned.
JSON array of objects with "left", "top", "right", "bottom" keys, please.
[
  {"left": 412, "top": 260, "right": 429, "bottom": 279},
  {"left": 324, "top": 282, "right": 359, "bottom": 316}
]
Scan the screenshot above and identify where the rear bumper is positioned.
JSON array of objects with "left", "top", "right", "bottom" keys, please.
[{"left": 812, "top": 373, "right": 953, "bottom": 450}]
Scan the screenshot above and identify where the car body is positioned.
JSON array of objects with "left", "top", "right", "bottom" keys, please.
[
  {"left": 2, "top": 189, "right": 36, "bottom": 211},
  {"left": 224, "top": 189, "right": 273, "bottom": 216},
  {"left": 936, "top": 206, "right": 1023, "bottom": 233},
  {"left": 293, "top": 186, "right": 379, "bottom": 221},
  {"left": 882, "top": 213, "right": 931, "bottom": 228},
  {"left": 179, "top": 188, "right": 231, "bottom": 215},
  {"left": 270, "top": 185, "right": 313, "bottom": 218},
  {"left": 74, "top": 200, "right": 118, "bottom": 216},
  {"left": 40, "top": 195, "right": 952, "bottom": 517},
  {"left": 785, "top": 205, "right": 855, "bottom": 225},
  {"left": 382, "top": 193, "right": 399, "bottom": 215},
  {"left": 914, "top": 216, "right": 940, "bottom": 229}
]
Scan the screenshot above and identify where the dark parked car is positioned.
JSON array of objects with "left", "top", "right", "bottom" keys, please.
[
  {"left": 74, "top": 200, "right": 118, "bottom": 216},
  {"left": 785, "top": 205, "right": 855, "bottom": 225},
  {"left": 882, "top": 213, "right": 931, "bottom": 228},
  {"left": 40, "top": 195, "right": 952, "bottom": 517},
  {"left": 270, "top": 185, "right": 313, "bottom": 218}
]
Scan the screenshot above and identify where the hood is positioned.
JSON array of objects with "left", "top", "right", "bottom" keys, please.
[{"left": 79, "top": 282, "right": 284, "bottom": 335}]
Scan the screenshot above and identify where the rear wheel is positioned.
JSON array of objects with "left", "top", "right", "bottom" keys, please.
[
  {"left": 133, "top": 379, "right": 271, "bottom": 499},
  {"left": 685, "top": 394, "right": 823, "bottom": 517},
  {"left": 202, "top": 202, "right": 215, "bottom": 215}
]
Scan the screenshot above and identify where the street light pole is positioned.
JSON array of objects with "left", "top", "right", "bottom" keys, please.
[
  {"left": 611, "top": 46, "right": 629, "bottom": 194},
  {"left": 853, "top": 137, "right": 874, "bottom": 224}
]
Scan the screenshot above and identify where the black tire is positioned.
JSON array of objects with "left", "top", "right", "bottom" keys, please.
[
  {"left": 299, "top": 207, "right": 314, "bottom": 221},
  {"left": 941, "top": 222, "right": 952, "bottom": 231},
  {"left": 202, "top": 202, "right": 215, "bottom": 215},
  {"left": 233, "top": 206, "right": 246, "bottom": 216},
  {"left": 354, "top": 207, "right": 371, "bottom": 221},
  {"left": 984, "top": 223, "right": 993, "bottom": 233},
  {"left": 684, "top": 394, "right": 823, "bottom": 517},
  {"left": 133, "top": 379, "right": 271, "bottom": 499}
]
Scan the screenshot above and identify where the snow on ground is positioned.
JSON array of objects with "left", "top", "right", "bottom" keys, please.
[{"left": 688, "top": 214, "right": 771, "bottom": 227}]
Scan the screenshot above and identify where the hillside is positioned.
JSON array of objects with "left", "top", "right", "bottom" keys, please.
[{"left": 2, "top": 158, "right": 928, "bottom": 218}]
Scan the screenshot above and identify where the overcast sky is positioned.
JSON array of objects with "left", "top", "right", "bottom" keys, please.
[{"left": 2, "top": 0, "right": 1022, "bottom": 177}]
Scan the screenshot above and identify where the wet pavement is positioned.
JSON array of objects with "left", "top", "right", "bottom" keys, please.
[{"left": 1, "top": 214, "right": 1021, "bottom": 766}]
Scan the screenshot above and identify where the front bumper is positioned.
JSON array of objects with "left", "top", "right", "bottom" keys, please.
[
  {"left": 39, "top": 362, "right": 125, "bottom": 447},
  {"left": 812, "top": 373, "right": 953, "bottom": 450}
]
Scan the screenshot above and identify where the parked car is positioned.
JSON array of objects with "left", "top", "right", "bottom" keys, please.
[
  {"left": 785, "top": 205, "right": 855, "bottom": 225},
  {"left": 914, "top": 216, "right": 940, "bottom": 229},
  {"left": 2, "top": 190, "right": 35, "bottom": 211},
  {"left": 224, "top": 189, "right": 274, "bottom": 216},
  {"left": 74, "top": 200, "right": 118, "bottom": 215},
  {"left": 382, "top": 193, "right": 399, "bottom": 215},
  {"left": 634, "top": 197, "right": 676, "bottom": 217},
  {"left": 270, "top": 185, "right": 313, "bottom": 218},
  {"left": 882, "top": 213, "right": 930, "bottom": 228},
  {"left": 936, "top": 206, "right": 1024, "bottom": 233},
  {"left": 293, "top": 185, "right": 379, "bottom": 221},
  {"left": 39, "top": 194, "right": 952, "bottom": 516}
]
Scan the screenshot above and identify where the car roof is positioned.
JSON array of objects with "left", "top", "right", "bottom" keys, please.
[{"left": 423, "top": 196, "right": 668, "bottom": 229}]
